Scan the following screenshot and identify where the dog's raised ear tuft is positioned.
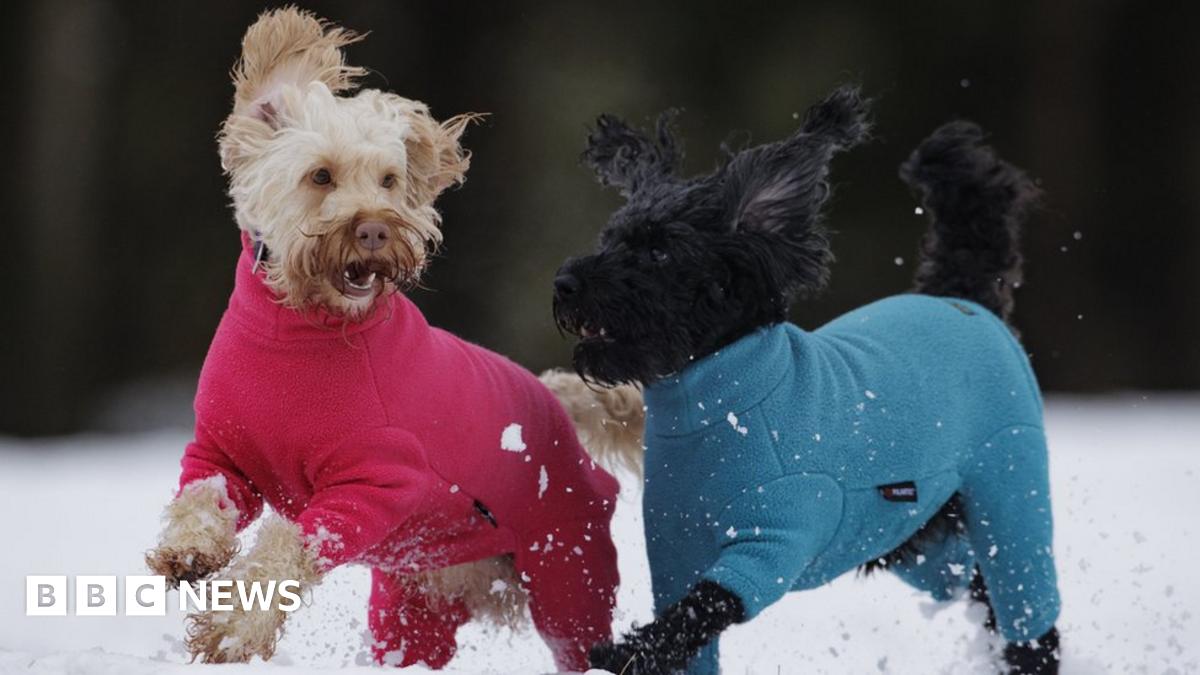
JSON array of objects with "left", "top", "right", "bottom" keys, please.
[
  {"left": 230, "top": 7, "right": 366, "bottom": 123},
  {"left": 724, "top": 85, "right": 872, "bottom": 237},
  {"left": 583, "top": 111, "right": 681, "bottom": 197},
  {"left": 798, "top": 84, "right": 872, "bottom": 149},
  {"left": 218, "top": 8, "right": 366, "bottom": 173}
]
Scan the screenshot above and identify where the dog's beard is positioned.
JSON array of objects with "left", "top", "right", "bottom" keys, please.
[
  {"left": 266, "top": 215, "right": 438, "bottom": 318},
  {"left": 554, "top": 298, "right": 696, "bottom": 387}
]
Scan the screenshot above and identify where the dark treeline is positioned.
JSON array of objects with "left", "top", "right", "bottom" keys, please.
[{"left": 3, "top": 0, "right": 1198, "bottom": 436}]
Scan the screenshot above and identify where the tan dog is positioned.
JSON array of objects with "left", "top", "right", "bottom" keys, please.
[{"left": 145, "top": 7, "right": 641, "bottom": 667}]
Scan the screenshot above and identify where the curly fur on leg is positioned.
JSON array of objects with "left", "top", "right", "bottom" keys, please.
[
  {"left": 146, "top": 476, "right": 240, "bottom": 587},
  {"left": 404, "top": 555, "right": 528, "bottom": 630},
  {"left": 540, "top": 368, "right": 645, "bottom": 476},
  {"left": 186, "top": 515, "right": 321, "bottom": 664}
]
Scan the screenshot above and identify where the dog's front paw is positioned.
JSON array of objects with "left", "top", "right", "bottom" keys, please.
[
  {"left": 588, "top": 638, "right": 666, "bottom": 675},
  {"left": 145, "top": 546, "right": 233, "bottom": 588},
  {"left": 186, "top": 604, "right": 285, "bottom": 663}
]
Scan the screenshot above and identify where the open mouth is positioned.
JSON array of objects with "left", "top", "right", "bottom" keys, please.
[
  {"left": 566, "top": 318, "right": 615, "bottom": 344},
  {"left": 338, "top": 261, "right": 381, "bottom": 300}
]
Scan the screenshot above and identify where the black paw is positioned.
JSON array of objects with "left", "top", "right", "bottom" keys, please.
[
  {"left": 1004, "top": 627, "right": 1060, "bottom": 675},
  {"left": 588, "top": 639, "right": 661, "bottom": 675}
]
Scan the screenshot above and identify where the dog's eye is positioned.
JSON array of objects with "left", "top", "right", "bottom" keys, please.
[
  {"left": 311, "top": 168, "right": 332, "bottom": 186},
  {"left": 650, "top": 248, "right": 669, "bottom": 264},
  {"left": 381, "top": 173, "right": 397, "bottom": 189}
]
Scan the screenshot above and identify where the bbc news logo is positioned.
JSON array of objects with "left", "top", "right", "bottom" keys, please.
[{"left": 26, "top": 576, "right": 303, "bottom": 616}]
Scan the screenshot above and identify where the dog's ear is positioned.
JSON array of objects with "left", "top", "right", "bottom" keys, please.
[
  {"left": 723, "top": 85, "right": 871, "bottom": 236},
  {"left": 219, "top": 8, "right": 365, "bottom": 173},
  {"left": 400, "top": 104, "right": 481, "bottom": 206},
  {"left": 583, "top": 111, "right": 681, "bottom": 197},
  {"left": 718, "top": 85, "right": 870, "bottom": 292},
  {"left": 231, "top": 7, "right": 364, "bottom": 125}
]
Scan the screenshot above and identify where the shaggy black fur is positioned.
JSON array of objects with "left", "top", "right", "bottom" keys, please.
[
  {"left": 901, "top": 120, "right": 1041, "bottom": 327},
  {"left": 554, "top": 85, "right": 870, "bottom": 386},
  {"left": 587, "top": 580, "right": 744, "bottom": 675},
  {"left": 560, "top": 88, "right": 1057, "bottom": 674}
]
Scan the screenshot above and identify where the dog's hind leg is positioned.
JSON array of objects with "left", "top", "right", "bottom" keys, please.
[
  {"left": 962, "top": 425, "right": 1061, "bottom": 674},
  {"left": 539, "top": 369, "right": 645, "bottom": 476},
  {"left": 887, "top": 518, "right": 977, "bottom": 602},
  {"left": 368, "top": 568, "right": 471, "bottom": 669}
]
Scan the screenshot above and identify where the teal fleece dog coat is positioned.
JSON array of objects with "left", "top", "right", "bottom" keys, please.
[{"left": 641, "top": 294, "right": 1060, "bottom": 674}]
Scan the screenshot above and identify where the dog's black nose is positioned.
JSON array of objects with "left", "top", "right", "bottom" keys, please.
[
  {"left": 355, "top": 220, "right": 389, "bottom": 251},
  {"left": 554, "top": 273, "right": 581, "bottom": 298}
]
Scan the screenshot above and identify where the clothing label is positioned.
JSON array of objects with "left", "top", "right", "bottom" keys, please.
[{"left": 877, "top": 481, "right": 918, "bottom": 502}]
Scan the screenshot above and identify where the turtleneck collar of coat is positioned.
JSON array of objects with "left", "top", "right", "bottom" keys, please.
[
  {"left": 643, "top": 323, "right": 795, "bottom": 437},
  {"left": 225, "top": 232, "right": 411, "bottom": 342}
]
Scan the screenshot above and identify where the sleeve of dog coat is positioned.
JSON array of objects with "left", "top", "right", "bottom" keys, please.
[
  {"left": 178, "top": 421, "right": 263, "bottom": 531},
  {"left": 701, "top": 473, "right": 843, "bottom": 620},
  {"left": 516, "top": 513, "right": 620, "bottom": 672},
  {"left": 297, "top": 427, "right": 431, "bottom": 571}
]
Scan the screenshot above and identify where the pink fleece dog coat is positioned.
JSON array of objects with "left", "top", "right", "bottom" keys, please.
[{"left": 176, "top": 236, "right": 620, "bottom": 670}]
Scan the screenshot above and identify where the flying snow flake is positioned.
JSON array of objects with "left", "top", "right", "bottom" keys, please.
[
  {"left": 490, "top": 579, "right": 508, "bottom": 594},
  {"left": 726, "top": 412, "right": 748, "bottom": 435},
  {"left": 914, "top": 206, "right": 924, "bottom": 215},
  {"left": 500, "top": 423, "right": 526, "bottom": 452},
  {"left": 1073, "top": 230, "right": 1083, "bottom": 240},
  {"left": 538, "top": 465, "right": 549, "bottom": 499},
  {"left": 948, "top": 563, "right": 966, "bottom": 576},
  {"left": 894, "top": 256, "right": 904, "bottom": 266},
  {"left": 989, "top": 545, "right": 999, "bottom": 558},
  {"left": 726, "top": 526, "right": 738, "bottom": 539},
  {"left": 865, "top": 390, "right": 877, "bottom": 400}
]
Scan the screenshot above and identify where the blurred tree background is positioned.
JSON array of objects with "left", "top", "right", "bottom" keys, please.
[{"left": 2, "top": 0, "right": 1198, "bottom": 436}]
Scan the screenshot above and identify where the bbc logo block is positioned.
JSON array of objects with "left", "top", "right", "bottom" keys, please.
[{"left": 26, "top": 575, "right": 167, "bottom": 616}]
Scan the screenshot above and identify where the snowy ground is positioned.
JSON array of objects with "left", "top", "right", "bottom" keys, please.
[{"left": 1, "top": 395, "right": 1196, "bottom": 674}]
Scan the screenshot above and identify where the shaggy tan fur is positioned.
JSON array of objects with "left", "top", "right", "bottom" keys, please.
[
  {"left": 186, "top": 515, "right": 321, "bottom": 664},
  {"left": 230, "top": 6, "right": 364, "bottom": 119},
  {"left": 397, "top": 555, "right": 528, "bottom": 630},
  {"left": 540, "top": 369, "right": 646, "bottom": 477},
  {"left": 146, "top": 476, "right": 239, "bottom": 587},
  {"left": 161, "top": 9, "right": 646, "bottom": 665},
  {"left": 217, "top": 7, "right": 479, "bottom": 316}
]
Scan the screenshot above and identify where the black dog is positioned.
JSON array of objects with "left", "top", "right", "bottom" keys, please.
[{"left": 554, "top": 86, "right": 1060, "bottom": 674}]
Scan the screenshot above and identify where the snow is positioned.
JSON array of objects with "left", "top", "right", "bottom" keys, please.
[
  {"left": 499, "top": 423, "right": 526, "bottom": 453},
  {"left": 1, "top": 395, "right": 1198, "bottom": 674},
  {"left": 726, "top": 412, "right": 748, "bottom": 435}
]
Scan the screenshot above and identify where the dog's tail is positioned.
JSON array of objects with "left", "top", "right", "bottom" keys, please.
[
  {"left": 900, "top": 121, "right": 1040, "bottom": 325},
  {"left": 540, "top": 369, "right": 645, "bottom": 477}
]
